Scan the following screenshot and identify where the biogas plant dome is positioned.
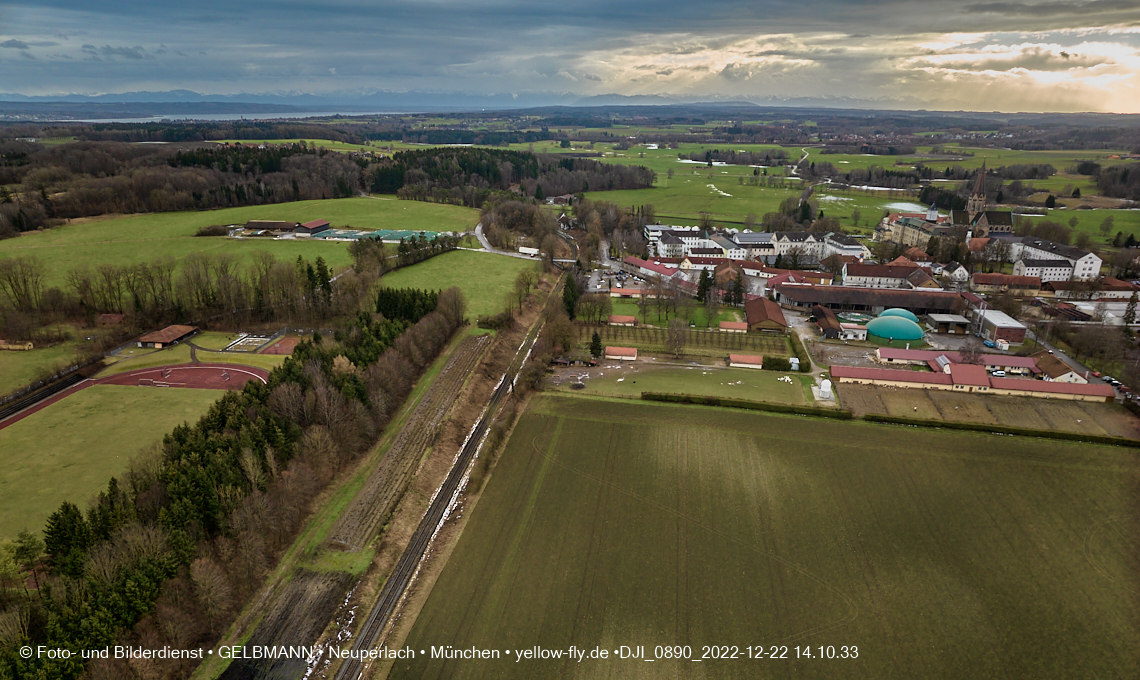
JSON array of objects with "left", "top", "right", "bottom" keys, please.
[
  {"left": 866, "top": 315, "right": 924, "bottom": 341},
  {"left": 878, "top": 308, "right": 920, "bottom": 323}
]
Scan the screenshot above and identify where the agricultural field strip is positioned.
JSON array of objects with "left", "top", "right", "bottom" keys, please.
[
  {"left": 325, "top": 334, "right": 491, "bottom": 551},
  {"left": 521, "top": 411, "right": 862, "bottom": 640}
]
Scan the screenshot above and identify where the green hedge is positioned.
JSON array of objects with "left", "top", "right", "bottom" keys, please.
[
  {"left": 763, "top": 356, "right": 792, "bottom": 371},
  {"left": 642, "top": 392, "right": 854, "bottom": 419},
  {"left": 788, "top": 332, "right": 812, "bottom": 372},
  {"left": 862, "top": 413, "right": 1140, "bottom": 448}
]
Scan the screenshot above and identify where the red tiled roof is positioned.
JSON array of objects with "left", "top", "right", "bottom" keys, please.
[
  {"left": 876, "top": 348, "right": 1039, "bottom": 370},
  {"left": 989, "top": 377, "right": 1114, "bottom": 397},
  {"left": 604, "top": 346, "right": 637, "bottom": 358},
  {"left": 845, "top": 263, "right": 931, "bottom": 280},
  {"left": 830, "top": 365, "right": 953, "bottom": 385},
  {"left": 138, "top": 324, "right": 197, "bottom": 344},
  {"left": 609, "top": 315, "right": 637, "bottom": 324},
  {"left": 728, "top": 354, "right": 763, "bottom": 365},
  {"left": 949, "top": 363, "right": 989, "bottom": 386},
  {"left": 971, "top": 273, "right": 1041, "bottom": 287},
  {"left": 624, "top": 256, "right": 677, "bottom": 278},
  {"left": 301, "top": 219, "right": 329, "bottom": 229},
  {"left": 720, "top": 321, "right": 748, "bottom": 331},
  {"left": 744, "top": 298, "right": 788, "bottom": 327}
]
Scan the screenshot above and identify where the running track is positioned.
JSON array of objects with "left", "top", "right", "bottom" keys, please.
[{"left": 0, "top": 363, "right": 269, "bottom": 432}]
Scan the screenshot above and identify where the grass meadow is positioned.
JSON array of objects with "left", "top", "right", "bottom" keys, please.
[
  {"left": 0, "top": 197, "right": 479, "bottom": 288},
  {"left": 0, "top": 340, "right": 87, "bottom": 396},
  {"left": 97, "top": 343, "right": 288, "bottom": 376},
  {"left": 379, "top": 250, "right": 539, "bottom": 319},
  {"left": 554, "top": 364, "right": 811, "bottom": 404},
  {"left": 0, "top": 384, "right": 223, "bottom": 540},
  {"left": 391, "top": 395, "right": 1139, "bottom": 680}
]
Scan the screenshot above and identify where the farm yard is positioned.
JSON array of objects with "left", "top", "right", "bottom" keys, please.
[
  {"left": 0, "top": 197, "right": 478, "bottom": 288},
  {"left": 0, "top": 384, "right": 224, "bottom": 540},
  {"left": 549, "top": 362, "right": 813, "bottom": 404},
  {"left": 390, "top": 395, "right": 1139, "bottom": 680},
  {"left": 837, "top": 383, "right": 1140, "bottom": 438},
  {"left": 591, "top": 324, "right": 791, "bottom": 359}
]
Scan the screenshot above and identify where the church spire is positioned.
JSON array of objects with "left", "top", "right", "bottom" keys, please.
[{"left": 967, "top": 161, "right": 987, "bottom": 218}]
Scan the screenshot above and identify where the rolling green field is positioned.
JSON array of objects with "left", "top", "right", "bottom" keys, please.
[
  {"left": 0, "top": 197, "right": 479, "bottom": 288},
  {"left": 0, "top": 384, "right": 223, "bottom": 539},
  {"left": 392, "top": 396, "right": 1139, "bottom": 680},
  {"left": 379, "top": 250, "right": 539, "bottom": 319},
  {"left": 0, "top": 340, "right": 87, "bottom": 396},
  {"left": 555, "top": 365, "right": 810, "bottom": 403}
]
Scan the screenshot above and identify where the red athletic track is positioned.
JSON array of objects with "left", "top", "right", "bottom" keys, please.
[
  {"left": 260, "top": 336, "right": 300, "bottom": 355},
  {"left": 0, "top": 363, "right": 269, "bottom": 432}
]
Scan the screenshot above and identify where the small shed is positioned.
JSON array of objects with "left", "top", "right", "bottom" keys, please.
[
  {"left": 609, "top": 315, "right": 638, "bottom": 327},
  {"left": 719, "top": 321, "right": 748, "bottom": 334},
  {"left": 839, "top": 323, "right": 867, "bottom": 341},
  {"left": 295, "top": 219, "right": 331, "bottom": 236},
  {"left": 97, "top": 313, "right": 125, "bottom": 326},
  {"left": 604, "top": 346, "right": 638, "bottom": 361}
]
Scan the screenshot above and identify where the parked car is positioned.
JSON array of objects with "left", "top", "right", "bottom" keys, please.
[
  {"left": 1102, "top": 376, "right": 1115, "bottom": 383},
  {"left": 1091, "top": 371, "right": 1102, "bottom": 378},
  {"left": 991, "top": 370, "right": 1006, "bottom": 377},
  {"left": 983, "top": 340, "right": 996, "bottom": 348}
]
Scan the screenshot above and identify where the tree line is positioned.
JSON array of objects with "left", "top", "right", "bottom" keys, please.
[
  {"left": 0, "top": 286, "right": 469, "bottom": 680},
  {"left": 0, "top": 141, "right": 362, "bottom": 237}
]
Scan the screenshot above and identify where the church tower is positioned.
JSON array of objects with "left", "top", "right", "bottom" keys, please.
[{"left": 967, "top": 162, "right": 987, "bottom": 219}]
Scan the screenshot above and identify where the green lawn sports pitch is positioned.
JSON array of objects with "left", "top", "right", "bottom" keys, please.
[{"left": 389, "top": 396, "right": 1139, "bottom": 680}]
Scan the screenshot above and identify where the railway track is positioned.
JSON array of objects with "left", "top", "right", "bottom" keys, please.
[
  {"left": 332, "top": 276, "right": 561, "bottom": 680},
  {"left": 0, "top": 373, "right": 86, "bottom": 424}
]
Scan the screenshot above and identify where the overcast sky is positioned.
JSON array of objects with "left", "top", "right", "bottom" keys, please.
[{"left": 2, "top": 1, "right": 1139, "bottom": 112}]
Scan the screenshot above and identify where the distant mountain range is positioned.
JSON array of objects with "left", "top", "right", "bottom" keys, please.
[{"left": 0, "top": 89, "right": 935, "bottom": 120}]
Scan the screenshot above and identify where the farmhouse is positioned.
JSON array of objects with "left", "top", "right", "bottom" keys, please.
[
  {"left": 97, "top": 313, "right": 125, "bottom": 325},
  {"left": 604, "top": 346, "right": 637, "bottom": 361},
  {"left": 295, "top": 219, "right": 331, "bottom": 236},
  {"left": 744, "top": 298, "right": 789, "bottom": 333},
  {"left": 1033, "top": 351, "right": 1087, "bottom": 383},
  {"left": 137, "top": 324, "right": 197, "bottom": 349},
  {"left": 728, "top": 354, "right": 763, "bottom": 369},
  {"left": 1008, "top": 236, "right": 1102, "bottom": 281},
  {"left": 609, "top": 315, "right": 637, "bottom": 326},
  {"left": 719, "top": 321, "right": 748, "bottom": 333}
]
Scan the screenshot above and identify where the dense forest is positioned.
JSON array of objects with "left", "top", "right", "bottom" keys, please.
[
  {"left": 0, "top": 141, "right": 362, "bottom": 237},
  {"left": 370, "top": 147, "right": 655, "bottom": 207},
  {"left": 0, "top": 284, "right": 469, "bottom": 680}
]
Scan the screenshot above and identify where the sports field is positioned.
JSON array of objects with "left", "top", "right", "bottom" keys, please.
[
  {"left": 379, "top": 250, "right": 540, "bottom": 319},
  {"left": 99, "top": 343, "right": 288, "bottom": 376},
  {"left": 0, "top": 384, "right": 223, "bottom": 539},
  {"left": 0, "top": 197, "right": 478, "bottom": 288},
  {"left": 391, "top": 396, "right": 1139, "bottom": 680}
]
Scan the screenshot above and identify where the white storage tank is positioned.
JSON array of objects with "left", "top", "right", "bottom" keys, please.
[{"left": 819, "top": 379, "right": 832, "bottom": 399}]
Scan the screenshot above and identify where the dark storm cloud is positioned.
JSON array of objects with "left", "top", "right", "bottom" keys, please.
[
  {"left": 1, "top": 1, "right": 1139, "bottom": 111},
  {"left": 1, "top": 39, "right": 30, "bottom": 49}
]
